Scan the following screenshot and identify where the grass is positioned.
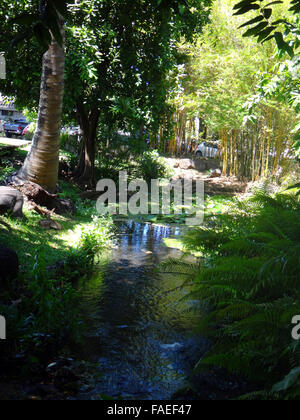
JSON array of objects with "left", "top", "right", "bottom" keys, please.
[
  {"left": 0, "top": 151, "right": 114, "bottom": 374},
  {"left": 0, "top": 148, "right": 113, "bottom": 271},
  {"left": 0, "top": 182, "right": 112, "bottom": 272}
]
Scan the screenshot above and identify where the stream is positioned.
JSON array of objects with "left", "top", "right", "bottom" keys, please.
[{"left": 78, "top": 221, "right": 210, "bottom": 400}]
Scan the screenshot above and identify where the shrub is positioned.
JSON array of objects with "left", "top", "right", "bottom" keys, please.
[
  {"left": 0, "top": 198, "right": 114, "bottom": 366},
  {"left": 66, "top": 215, "right": 114, "bottom": 274},
  {"left": 60, "top": 132, "right": 80, "bottom": 154},
  {"left": 0, "top": 251, "right": 81, "bottom": 364},
  {"left": 27, "top": 251, "right": 81, "bottom": 341},
  {"left": 0, "top": 160, "right": 15, "bottom": 181},
  {"left": 163, "top": 189, "right": 300, "bottom": 399},
  {"left": 137, "top": 150, "right": 174, "bottom": 184}
]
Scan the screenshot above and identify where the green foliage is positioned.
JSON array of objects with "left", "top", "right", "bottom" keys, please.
[
  {"left": 0, "top": 160, "right": 15, "bottom": 181},
  {"left": 64, "top": 0, "right": 211, "bottom": 137},
  {"left": 59, "top": 132, "right": 69, "bottom": 149},
  {"left": 170, "top": 1, "right": 275, "bottom": 131},
  {"left": 60, "top": 131, "right": 81, "bottom": 155},
  {"left": 137, "top": 150, "right": 174, "bottom": 184},
  {"left": 9, "top": 0, "right": 69, "bottom": 50},
  {"left": 69, "top": 215, "right": 114, "bottom": 270},
  {"left": 0, "top": 249, "right": 81, "bottom": 364},
  {"left": 234, "top": 0, "right": 300, "bottom": 57},
  {"left": 167, "top": 189, "right": 300, "bottom": 399},
  {"left": 26, "top": 250, "right": 81, "bottom": 340},
  {"left": 1, "top": 0, "right": 211, "bottom": 162},
  {"left": 170, "top": 0, "right": 297, "bottom": 180},
  {"left": 0, "top": 171, "right": 114, "bottom": 365}
]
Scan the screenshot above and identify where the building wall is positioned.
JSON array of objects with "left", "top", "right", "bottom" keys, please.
[{"left": 0, "top": 107, "right": 24, "bottom": 121}]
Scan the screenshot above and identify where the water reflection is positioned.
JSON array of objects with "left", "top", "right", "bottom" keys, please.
[{"left": 79, "top": 221, "right": 209, "bottom": 400}]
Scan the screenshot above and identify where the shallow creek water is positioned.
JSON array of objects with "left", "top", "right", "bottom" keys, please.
[{"left": 78, "top": 221, "right": 209, "bottom": 400}]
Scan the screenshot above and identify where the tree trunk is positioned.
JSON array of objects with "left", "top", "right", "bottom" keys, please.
[
  {"left": 73, "top": 104, "right": 100, "bottom": 189},
  {"left": 16, "top": 27, "right": 65, "bottom": 193}
]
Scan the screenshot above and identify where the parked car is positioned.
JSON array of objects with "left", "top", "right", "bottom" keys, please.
[
  {"left": 22, "top": 124, "right": 30, "bottom": 137},
  {"left": 68, "top": 126, "right": 80, "bottom": 137},
  {"left": 4, "top": 118, "right": 28, "bottom": 138},
  {"left": 22, "top": 122, "right": 36, "bottom": 139},
  {"left": 195, "top": 141, "right": 220, "bottom": 158}
]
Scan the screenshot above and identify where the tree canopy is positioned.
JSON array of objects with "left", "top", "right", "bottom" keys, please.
[{"left": 0, "top": 0, "right": 211, "bottom": 186}]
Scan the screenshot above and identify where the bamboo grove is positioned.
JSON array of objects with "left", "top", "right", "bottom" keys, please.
[{"left": 152, "top": 0, "right": 299, "bottom": 181}]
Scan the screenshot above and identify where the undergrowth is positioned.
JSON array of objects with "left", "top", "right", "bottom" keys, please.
[
  {"left": 0, "top": 180, "right": 114, "bottom": 371},
  {"left": 162, "top": 188, "right": 300, "bottom": 400}
]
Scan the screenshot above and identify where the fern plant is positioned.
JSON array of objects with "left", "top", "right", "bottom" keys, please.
[{"left": 163, "top": 189, "right": 300, "bottom": 399}]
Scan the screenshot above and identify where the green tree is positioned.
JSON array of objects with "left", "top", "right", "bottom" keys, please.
[
  {"left": 65, "top": 0, "right": 211, "bottom": 187},
  {"left": 233, "top": 0, "right": 300, "bottom": 57},
  {"left": 167, "top": 0, "right": 297, "bottom": 179},
  {"left": 0, "top": 0, "right": 69, "bottom": 191},
  {"left": 1, "top": 0, "right": 211, "bottom": 188}
]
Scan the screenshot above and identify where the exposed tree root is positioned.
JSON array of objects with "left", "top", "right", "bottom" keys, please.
[{"left": 7, "top": 177, "right": 75, "bottom": 216}]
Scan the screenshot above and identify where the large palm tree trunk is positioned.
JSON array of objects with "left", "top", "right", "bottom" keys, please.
[{"left": 17, "top": 28, "right": 65, "bottom": 193}]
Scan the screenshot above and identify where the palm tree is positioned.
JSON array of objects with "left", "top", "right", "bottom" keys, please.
[
  {"left": 10, "top": 0, "right": 67, "bottom": 192},
  {"left": 17, "top": 28, "right": 65, "bottom": 192}
]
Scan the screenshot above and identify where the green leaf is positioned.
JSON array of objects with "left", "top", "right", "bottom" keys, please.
[
  {"left": 256, "top": 26, "right": 276, "bottom": 42},
  {"left": 233, "top": 0, "right": 258, "bottom": 10},
  {"left": 233, "top": 4, "right": 261, "bottom": 15},
  {"left": 286, "top": 183, "right": 300, "bottom": 191},
  {"left": 44, "top": 2, "right": 63, "bottom": 46},
  {"left": 263, "top": 1, "right": 284, "bottom": 7},
  {"left": 289, "top": 4, "right": 300, "bottom": 12},
  {"left": 178, "top": 4, "right": 186, "bottom": 15},
  {"left": 289, "top": 0, "right": 300, "bottom": 12},
  {"left": 261, "top": 34, "right": 275, "bottom": 43},
  {"left": 272, "top": 19, "right": 289, "bottom": 25},
  {"left": 243, "top": 22, "right": 269, "bottom": 37},
  {"left": 239, "top": 15, "right": 264, "bottom": 29},
  {"left": 263, "top": 8, "right": 272, "bottom": 19},
  {"left": 274, "top": 32, "right": 294, "bottom": 57}
]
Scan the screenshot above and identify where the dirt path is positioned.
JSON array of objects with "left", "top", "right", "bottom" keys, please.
[
  {"left": 166, "top": 157, "right": 249, "bottom": 196},
  {"left": 0, "top": 137, "right": 31, "bottom": 147}
]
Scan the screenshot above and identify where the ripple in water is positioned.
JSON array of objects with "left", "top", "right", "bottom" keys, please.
[{"left": 78, "top": 221, "right": 209, "bottom": 400}]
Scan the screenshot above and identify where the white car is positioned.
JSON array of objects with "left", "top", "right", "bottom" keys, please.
[
  {"left": 68, "top": 126, "right": 81, "bottom": 136},
  {"left": 195, "top": 141, "right": 220, "bottom": 158}
]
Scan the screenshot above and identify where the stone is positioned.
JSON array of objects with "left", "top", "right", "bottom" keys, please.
[
  {"left": 54, "top": 198, "right": 76, "bottom": 216},
  {"left": 0, "top": 186, "right": 24, "bottom": 218},
  {"left": 0, "top": 244, "right": 19, "bottom": 281},
  {"left": 209, "top": 169, "right": 222, "bottom": 179},
  {"left": 194, "top": 160, "right": 207, "bottom": 172},
  {"left": 39, "top": 220, "right": 62, "bottom": 231},
  {"left": 179, "top": 159, "right": 195, "bottom": 170},
  {"left": 206, "top": 160, "right": 221, "bottom": 171}
]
